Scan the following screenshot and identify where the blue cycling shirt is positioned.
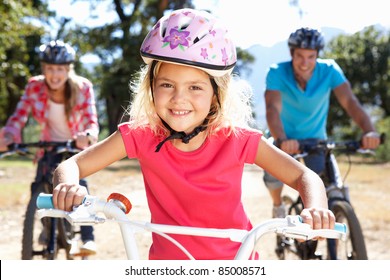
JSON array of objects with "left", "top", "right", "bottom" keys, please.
[{"left": 265, "top": 58, "right": 347, "bottom": 139}]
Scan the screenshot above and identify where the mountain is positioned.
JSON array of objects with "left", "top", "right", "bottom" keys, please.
[{"left": 242, "top": 27, "right": 346, "bottom": 130}]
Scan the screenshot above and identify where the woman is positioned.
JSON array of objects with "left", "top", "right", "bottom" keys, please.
[{"left": 0, "top": 40, "right": 99, "bottom": 256}]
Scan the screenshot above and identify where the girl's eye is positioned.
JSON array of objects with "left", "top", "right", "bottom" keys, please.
[
  {"left": 190, "top": 85, "right": 202, "bottom": 91},
  {"left": 159, "top": 83, "right": 173, "bottom": 88}
]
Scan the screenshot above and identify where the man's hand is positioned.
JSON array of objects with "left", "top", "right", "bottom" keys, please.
[
  {"left": 278, "top": 139, "right": 300, "bottom": 155},
  {"left": 361, "top": 131, "right": 381, "bottom": 150}
]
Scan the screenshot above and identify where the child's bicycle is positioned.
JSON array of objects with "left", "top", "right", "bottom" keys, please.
[
  {"left": 36, "top": 192, "right": 347, "bottom": 260},
  {"left": 275, "top": 135, "right": 385, "bottom": 260},
  {"left": 0, "top": 141, "right": 83, "bottom": 260}
]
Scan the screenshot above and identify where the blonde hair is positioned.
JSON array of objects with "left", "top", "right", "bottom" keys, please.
[{"left": 126, "top": 61, "right": 255, "bottom": 138}]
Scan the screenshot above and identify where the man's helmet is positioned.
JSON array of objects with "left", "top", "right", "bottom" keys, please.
[
  {"left": 140, "top": 8, "right": 237, "bottom": 77},
  {"left": 38, "top": 40, "right": 76, "bottom": 64},
  {"left": 288, "top": 28, "right": 325, "bottom": 51}
]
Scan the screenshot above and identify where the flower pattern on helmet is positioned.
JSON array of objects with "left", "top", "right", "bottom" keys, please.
[
  {"left": 140, "top": 8, "right": 237, "bottom": 77},
  {"left": 162, "top": 28, "right": 190, "bottom": 50},
  {"left": 200, "top": 48, "right": 208, "bottom": 60}
]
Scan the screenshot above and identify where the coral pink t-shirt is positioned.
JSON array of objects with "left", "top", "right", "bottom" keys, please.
[{"left": 118, "top": 123, "right": 262, "bottom": 260}]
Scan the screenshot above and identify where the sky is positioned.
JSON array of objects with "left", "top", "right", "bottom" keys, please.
[
  {"left": 195, "top": 0, "right": 390, "bottom": 48},
  {"left": 48, "top": 0, "right": 390, "bottom": 51}
]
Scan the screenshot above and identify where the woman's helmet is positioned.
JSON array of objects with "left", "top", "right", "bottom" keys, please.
[
  {"left": 140, "top": 8, "right": 237, "bottom": 77},
  {"left": 38, "top": 40, "right": 76, "bottom": 64},
  {"left": 288, "top": 28, "right": 325, "bottom": 51}
]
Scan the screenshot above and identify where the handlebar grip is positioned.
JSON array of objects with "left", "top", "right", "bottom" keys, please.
[
  {"left": 36, "top": 193, "right": 88, "bottom": 209},
  {"left": 36, "top": 193, "right": 54, "bottom": 209},
  {"left": 297, "top": 216, "right": 346, "bottom": 233},
  {"left": 334, "top": 222, "right": 347, "bottom": 233}
]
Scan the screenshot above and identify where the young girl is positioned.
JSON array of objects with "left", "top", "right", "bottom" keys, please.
[{"left": 52, "top": 8, "right": 334, "bottom": 260}]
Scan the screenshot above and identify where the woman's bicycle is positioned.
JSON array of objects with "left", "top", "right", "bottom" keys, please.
[
  {"left": 275, "top": 135, "right": 385, "bottom": 260},
  {"left": 36, "top": 192, "right": 347, "bottom": 260},
  {"left": 0, "top": 141, "right": 83, "bottom": 260}
]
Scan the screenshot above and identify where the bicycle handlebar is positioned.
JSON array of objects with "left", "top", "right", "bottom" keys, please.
[
  {"left": 36, "top": 193, "right": 347, "bottom": 260},
  {"left": 275, "top": 133, "right": 386, "bottom": 153},
  {"left": 0, "top": 140, "right": 80, "bottom": 159},
  {"left": 280, "top": 133, "right": 386, "bottom": 160}
]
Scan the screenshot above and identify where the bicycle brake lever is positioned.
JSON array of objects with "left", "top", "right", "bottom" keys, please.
[
  {"left": 278, "top": 227, "right": 346, "bottom": 241},
  {"left": 276, "top": 215, "right": 347, "bottom": 241},
  {"left": 68, "top": 202, "right": 106, "bottom": 225}
]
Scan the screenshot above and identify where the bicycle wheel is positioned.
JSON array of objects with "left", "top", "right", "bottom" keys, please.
[
  {"left": 21, "top": 185, "right": 58, "bottom": 259},
  {"left": 279, "top": 195, "right": 325, "bottom": 260},
  {"left": 57, "top": 217, "right": 76, "bottom": 260},
  {"left": 274, "top": 195, "right": 303, "bottom": 260},
  {"left": 327, "top": 200, "right": 368, "bottom": 260}
]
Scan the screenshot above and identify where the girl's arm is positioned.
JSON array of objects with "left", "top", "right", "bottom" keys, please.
[
  {"left": 52, "top": 130, "right": 127, "bottom": 211},
  {"left": 255, "top": 136, "right": 335, "bottom": 230}
]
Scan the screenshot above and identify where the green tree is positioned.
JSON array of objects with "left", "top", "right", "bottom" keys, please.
[
  {"left": 0, "top": 0, "right": 48, "bottom": 125},
  {"left": 324, "top": 26, "right": 390, "bottom": 138}
]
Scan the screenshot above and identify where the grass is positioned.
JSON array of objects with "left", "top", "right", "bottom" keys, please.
[
  {"left": 337, "top": 158, "right": 390, "bottom": 223},
  {"left": 0, "top": 158, "right": 139, "bottom": 208},
  {"left": 0, "top": 159, "right": 34, "bottom": 207}
]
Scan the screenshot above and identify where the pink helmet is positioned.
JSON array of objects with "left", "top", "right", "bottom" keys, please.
[{"left": 140, "top": 8, "right": 237, "bottom": 77}]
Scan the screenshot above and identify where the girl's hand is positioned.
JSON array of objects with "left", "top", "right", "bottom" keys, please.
[
  {"left": 298, "top": 207, "right": 335, "bottom": 241},
  {"left": 52, "top": 183, "right": 88, "bottom": 212},
  {"left": 300, "top": 207, "right": 335, "bottom": 232}
]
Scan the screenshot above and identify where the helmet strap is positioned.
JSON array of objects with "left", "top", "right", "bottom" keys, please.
[{"left": 155, "top": 118, "right": 208, "bottom": 152}]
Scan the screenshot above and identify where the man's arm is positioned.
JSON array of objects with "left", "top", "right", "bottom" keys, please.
[
  {"left": 265, "top": 89, "right": 300, "bottom": 154},
  {"left": 333, "top": 81, "right": 380, "bottom": 149},
  {"left": 265, "top": 89, "right": 285, "bottom": 140}
]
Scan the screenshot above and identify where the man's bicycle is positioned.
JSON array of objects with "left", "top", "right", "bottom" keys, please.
[
  {"left": 275, "top": 135, "right": 385, "bottom": 260},
  {"left": 36, "top": 192, "right": 347, "bottom": 260},
  {"left": 0, "top": 141, "right": 83, "bottom": 260}
]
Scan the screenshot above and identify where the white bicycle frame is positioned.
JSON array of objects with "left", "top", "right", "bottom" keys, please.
[{"left": 37, "top": 193, "right": 347, "bottom": 260}]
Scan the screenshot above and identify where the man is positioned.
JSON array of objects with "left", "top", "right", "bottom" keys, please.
[{"left": 263, "top": 27, "right": 381, "bottom": 218}]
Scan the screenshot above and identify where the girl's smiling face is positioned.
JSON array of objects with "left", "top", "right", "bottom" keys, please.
[
  {"left": 153, "top": 63, "right": 214, "bottom": 134},
  {"left": 42, "top": 63, "right": 69, "bottom": 91}
]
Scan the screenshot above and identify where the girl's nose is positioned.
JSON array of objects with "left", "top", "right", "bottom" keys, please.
[{"left": 171, "top": 88, "right": 186, "bottom": 103}]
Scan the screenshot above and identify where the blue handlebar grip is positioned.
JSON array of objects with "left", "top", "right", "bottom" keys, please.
[
  {"left": 334, "top": 222, "right": 347, "bottom": 233},
  {"left": 36, "top": 193, "right": 54, "bottom": 209},
  {"left": 297, "top": 215, "right": 346, "bottom": 233}
]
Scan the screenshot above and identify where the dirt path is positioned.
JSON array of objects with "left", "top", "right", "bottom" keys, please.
[{"left": 1, "top": 159, "right": 389, "bottom": 260}]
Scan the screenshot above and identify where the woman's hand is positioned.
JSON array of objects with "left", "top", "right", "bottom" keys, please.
[
  {"left": 52, "top": 183, "right": 88, "bottom": 212},
  {"left": 0, "top": 130, "right": 14, "bottom": 152},
  {"left": 74, "top": 132, "right": 97, "bottom": 149}
]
